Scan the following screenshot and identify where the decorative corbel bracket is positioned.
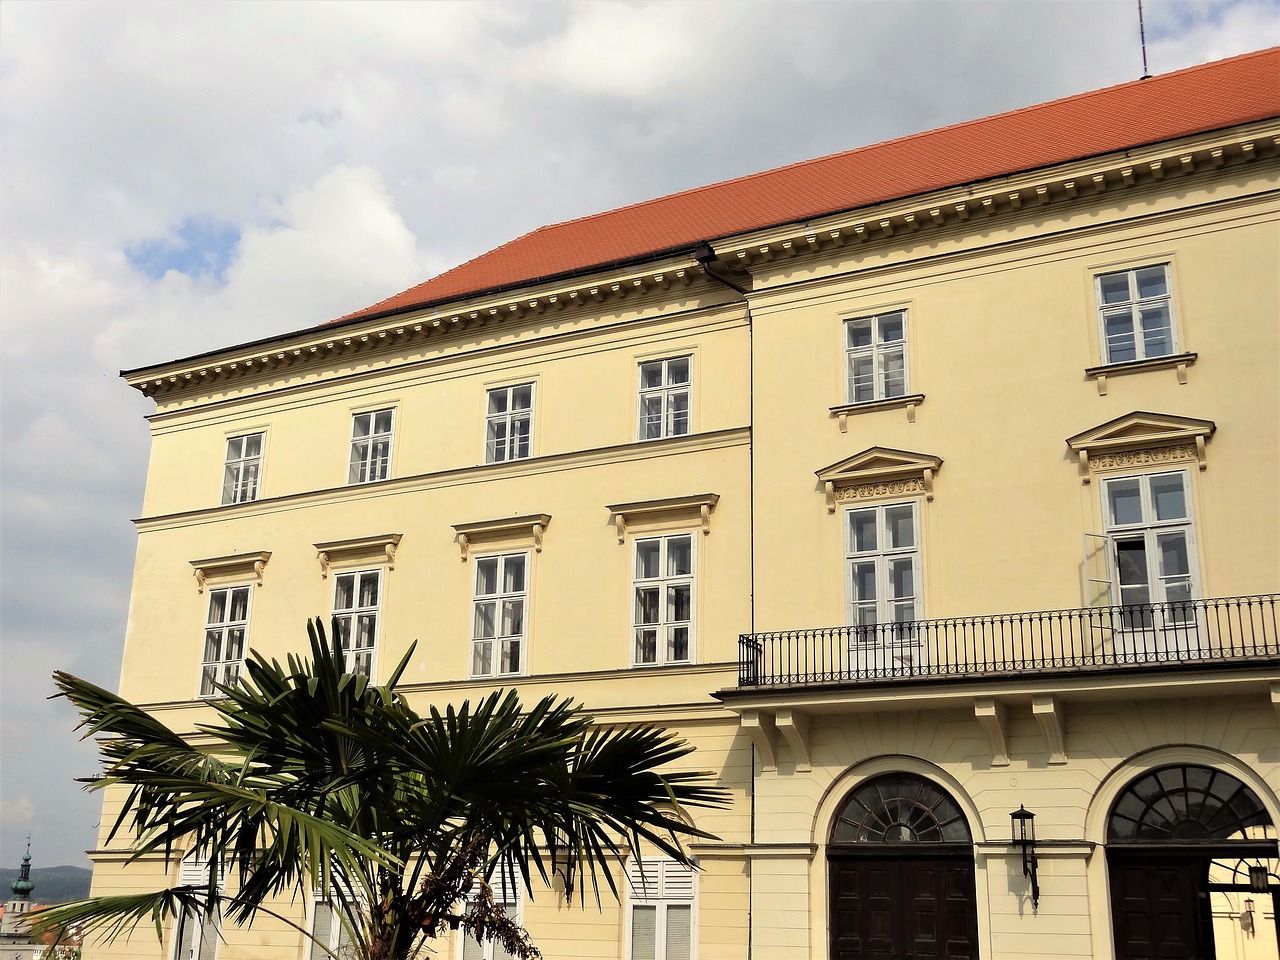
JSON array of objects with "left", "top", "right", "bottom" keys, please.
[
  {"left": 1033, "top": 695, "right": 1067, "bottom": 765},
  {"left": 189, "top": 551, "right": 271, "bottom": 594},
  {"left": 974, "top": 698, "right": 1010, "bottom": 767},
  {"left": 313, "top": 534, "right": 402, "bottom": 578},
  {"left": 740, "top": 709, "right": 777, "bottom": 772},
  {"left": 606, "top": 494, "right": 719, "bottom": 544},
  {"left": 451, "top": 514, "right": 551, "bottom": 561},
  {"left": 776, "top": 708, "right": 811, "bottom": 772}
]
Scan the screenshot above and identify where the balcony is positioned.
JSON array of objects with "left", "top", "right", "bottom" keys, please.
[{"left": 736, "top": 594, "right": 1280, "bottom": 689}]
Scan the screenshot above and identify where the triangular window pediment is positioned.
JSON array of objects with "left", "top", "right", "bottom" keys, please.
[
  {"left": 815, "top": 447, "right": 942, "bottom": 512},
  {"left": 1066, "top": 411, "right": 1214, "bottom": 482}
]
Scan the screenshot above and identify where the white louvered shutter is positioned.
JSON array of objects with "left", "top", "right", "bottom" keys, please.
[{"left": 627, "top": 859, "right": 695, "bottom": 960}]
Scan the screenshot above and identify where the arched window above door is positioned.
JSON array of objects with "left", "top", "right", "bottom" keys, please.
[
  {"left": 1107, "top": 764, "right": 1274, "bottom": 843},
  {"left": 830, "top": 772, "right": 971, "bottom": 843}
]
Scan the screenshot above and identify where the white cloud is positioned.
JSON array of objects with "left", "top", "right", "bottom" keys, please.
[{"left": 0, "top": 798, "right": 36, "bottom": 825}]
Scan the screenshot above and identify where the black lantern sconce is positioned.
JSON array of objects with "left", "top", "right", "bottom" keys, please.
[
  {"left": 550, "top": 828, "right": 576, "bottom": 899},
  {"left": 1010, "top": 805, "right": 1040, "bottom": 909},
  {"left": 1248, "top": 863, "right": 1269, "bottom": 893}
]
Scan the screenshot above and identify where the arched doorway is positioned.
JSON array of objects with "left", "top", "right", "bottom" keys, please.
[
  {"left": 1107, "top": 763, "right": 1278, "bottom": 960},
  {"left": 828, "top": 772, "right": 979, "bottom": 959}
]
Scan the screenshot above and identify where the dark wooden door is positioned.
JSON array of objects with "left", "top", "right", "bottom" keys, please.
[
  {"left": 1109, "top": 854, "right": 1214, "bottom": 960},
  {"left": 830, "top": 854, "right": 979, "bottom": 960}
]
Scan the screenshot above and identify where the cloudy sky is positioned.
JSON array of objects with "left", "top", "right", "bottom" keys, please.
[{"left": 2, "top": 0, "right": 1278, "bottom": 872}]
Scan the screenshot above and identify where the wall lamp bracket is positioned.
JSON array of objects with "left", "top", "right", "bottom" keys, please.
[{"left": 1011, "top": 805, "right": 1040, "bottom": 909}]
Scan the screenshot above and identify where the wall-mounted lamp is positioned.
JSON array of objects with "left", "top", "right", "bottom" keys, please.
[
  {"left": 550, "top": 828, "right": 575, "bottom": 899},
  {"left": 1010, "top": 805, "right": 1040, "bottom": 909}
]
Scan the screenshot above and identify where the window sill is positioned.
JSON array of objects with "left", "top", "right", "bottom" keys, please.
[
  {"left": 829, "top": 394, "right": 925, "bottom": 432},
  {"left": 1085, "top": 353, "right": 1197, "bottom": 396}
]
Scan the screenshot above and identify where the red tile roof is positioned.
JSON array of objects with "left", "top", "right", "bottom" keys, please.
[{"left": 336, "top": 47, "right": 1280, "bottom": 325}]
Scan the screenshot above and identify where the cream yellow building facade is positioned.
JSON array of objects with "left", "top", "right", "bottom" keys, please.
[{"left": 92, "top": 52, "right": 1279, "bottom": 960}]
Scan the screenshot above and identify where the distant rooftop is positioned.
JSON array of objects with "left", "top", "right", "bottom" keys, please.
[{"left": 333, "top": 46, "right": 1280, "bottom": 326}]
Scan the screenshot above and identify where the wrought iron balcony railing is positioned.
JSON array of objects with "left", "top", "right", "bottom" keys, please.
[{"left": 736, "top": 594, "right": 1280, "bottom": 688}]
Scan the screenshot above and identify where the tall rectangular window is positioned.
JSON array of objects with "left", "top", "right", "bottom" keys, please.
[
  {"left": 174, "top": 860, "right": 221, "bottom": 960},
  {"left": 221, "top": 433, "right": 263, "bottom": 504},
  {"left": 485, "top": 384, "right": 534, "bottom": 463},
  {"left": 845, "top": 502, "right": 920, "bottom": 641},
  {"left": 1095, "top": 264, "right": 1176, "bottom": 363},
  {"left": 308, "top": 897, "right": 356, "bottom": 960},
  {"left": 633, "top": 534, "right": 693, "bottom": 666},
  {"left": 845, "top": 311, "right": 907, "bottom": 403},
  {"left": 348, "top": 408, "right": 394, "bottom": 484},
  {"left": 638, "top": 357, "right": 691, "bottom": 440},
  {"left": 200, "top": 586, "right": 250, "bottom": 698},
  {"left": 333, "top": 570, "right": 380, "bottom": 676},
  {"left": 472, "top": 553, "right": 527, "bottom": 678},
  {"left": 460, "top": 869, "right": 519, "bottom": 960},
  {"left": 1102, "top": 470, "right": 1198, "bottom": 626},
  {"left": 628, "top": 858, "right": 694, "bottom": 960}
]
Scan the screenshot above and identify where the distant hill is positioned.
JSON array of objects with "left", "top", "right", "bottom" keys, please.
[{"left": 0, "top": 865, "right": 92, "bottom": 904}]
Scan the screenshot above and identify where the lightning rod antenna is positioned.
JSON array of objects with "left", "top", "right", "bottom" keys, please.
[{"left": 1138, "top": 0, "right": 1151, "bottom": 78}]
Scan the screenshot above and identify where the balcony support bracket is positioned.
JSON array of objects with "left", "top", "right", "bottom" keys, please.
[
  {"left": 1033, "top": 695, "right": 1068, "bottom": 764},
  {"left": 974, "top": 698, "right": 1010, "bottom": 767},
  {"left": 776, "top": 708, "right": 811, "bottom": 772},
  {"left": 741, "top": 710, "right": 777, "bottom": 773}
]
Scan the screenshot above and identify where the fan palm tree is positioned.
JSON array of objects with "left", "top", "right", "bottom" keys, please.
[{"left": 37, "top": 619, "right": 728, "bottom": 960}]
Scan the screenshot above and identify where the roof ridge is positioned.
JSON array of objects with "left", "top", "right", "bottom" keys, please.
[{"left": 498, "top": 46, "right": 1280, "bottom": 241}]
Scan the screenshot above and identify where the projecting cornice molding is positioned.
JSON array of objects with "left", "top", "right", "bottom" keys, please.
[
  {"left": 1066, "top": 411, "right": 1215, "bottom": 483},
  {"left": 314, "top": 533, "right": 402, "bottom": 578},
  {"left": 123, "top": 124, "right": 1276, "bottom": 402},
  {"left": 715, "top": 126, "right": 1278, "bottom": 270},
  {"left": 451, "top": 513, "right": 551, "bottom": 561},
  {"left": 816, "top": 447, "right": 942, "bottom": 512},
  {"left": 606, "top": 493, "right": 720, "bottom": 543},
  {"left": 189, "top": 551, "right": 271, "bottom": 593}
]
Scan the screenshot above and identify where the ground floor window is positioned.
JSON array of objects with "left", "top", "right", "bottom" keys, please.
[{"left": 627, "top": 857, "right": 694, "bottom": 960}]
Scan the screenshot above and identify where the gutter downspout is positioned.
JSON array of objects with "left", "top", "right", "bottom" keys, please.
[{"left": 693, "top": 244, "right": 755, "bottom": 960}]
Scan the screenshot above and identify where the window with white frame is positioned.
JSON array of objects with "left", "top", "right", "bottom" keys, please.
[
  {"left": 845, "top": 502, "right": 921, "bottom": 642},
  {"left": 1095, "top": 264, "right": 1176, "bottom": 364},
  {"left": 638, "top": 357, "right": 691, "bottom": 440},
  {"left": 200, "top": 586, "right": 250, "bottom": 698},
  {"left": 348, "top": 408, "right": 394, "bottom": 484},
  {"left": 485, "top": 384, "right": 534, "bottom": 463},
  {"left": 333, "top": 570, "right": 380, "bottom": 676},
  {"left": 471, "top": 553, "right": 527, "bottom": 678},
  {"left": 627, "top": 858, "right": 694, "bottom": 960},
  {"left": 308, "top": 895, "right": 357, "bottom": 960},
  {"left": 633, "top": 534, "right": 693, "bottom": 666},
  {"left": 844, "top": 310, "right": 907, "bottom": 403},
  {"left": 221, "top": 433, "right": 263, "bottom": 504},
  {"left": 460, "top": 869, "right": 519, "bottom": 960},
  {"left": 174, "top": 859, "right": 221, "bottom": 960},
  {"left": 1101, "top": 470, "right": 1199, "bottom": 626}
]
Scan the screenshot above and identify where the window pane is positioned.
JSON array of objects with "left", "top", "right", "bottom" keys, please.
[
  {"left": 335, "top": 574, "right": 355, "bottom": 610},
  {"left": 640, "top": 362, "right": 664, "bottom": 389},
  {"left": 1115, "top": 539, "right": 1150, "bottom": 588},
  {"left": 635, "top": 628, "right": 658, "bottom": 664},
  {"left": 243, "top": 433, "right": 262, "bottom": 457},
  {"left": 475, "top": 558, "right": 499, "bottom": 596},
  {"left": 207, "top": 591, "right": 227, "bottom": 624},
  {"left": 356, "top": 614, "right": 377, "bottom": 647},
  {"left": 881, "top": 347, "right": 906, "bottom": 398},
  {"left": 849, "top": 511, "right": 877, "bottom": 553},
  {"left": 1099, "top": 272, "right": 1131, "bottom": 304},
  {"left": 226, "top": 436, "right": 244, "bottom": 459},
  {"left": 472, "top": 640, "right": 492, "bottom": 677},
  {"left": 669, "top": 391, "right": 690, "bottom": 435},
  {"left": 1157, "top": 533, "right": 1190, "bottom": 577},
  {"left": 1149, "top": 474, "right": 1187, "bottom": 521},
  {"left": 1140, "top": 304, "right": 1173, "bottom": 357},
  {"left": 666, "top": 905, "right": 692, "bottom": 960},
  {"left": 503, "top": 556, "right": 526, "bottom": 593},
  {"left": 848, "top": 354, "right": 875, "bottom": 402},
  {"left": 352, "top": 413, "right": 371, "bottom": 437},
  {"left": 488, "top": 390, "right": 509, "bottom": 415},
  {"left": 666, "top": 537, "right": 692, "bottom": 576},
  {"left": 846, "top": 318, "right": 873, "bottom": 348},
  {"left": 204, "top": 630, "right": 223, "bottom": 662},
  {"left": 851, "top": 562, "right": 877, "bottom": 602},
  {"left": 885, "top": 505, "right": 915, "bottom": 549},
  {"left": 1107, "top": 480, "right": 1144, "bottom": 526},
  {"left": 229, "top": 588, "right": 249, "bottom": 620},
  {"left": 1135, "top": 265, "right": 1168, "bottom": 299},
  {"left": 512, "top": 384, "right": 533, "bottom": 409},
  {"left": 225, "top": 628, "right": 244, "bottom": 661},
  {"left": 889, "top": 559, "right": 914, "bottom": 600},
  {"left": 500, "top": 637, "right": 521, "bottom": 674},
  {"left": 359, "top": 572, "right": 379, "bottom": 607},
  {"left": 636, "top": 541, "right": 661, "bottom": 579},
  {"left": 879, "top": 314, "right": 904, "bottom": 343},
  {"left": 373, "top": 410, "right": 393, "bottom": 434},
  {"left": 501, "top": 599, "right": 524, "bottom": 637},
  {"left": 669, "top": 625, "right": 690, "bottom": 662},
  {"left": 636, "top": 588, "right": 660, "bottom": 625},
  {"left": 668, "top": 584, "right": 691, "bottom": 622},
  {"left": 667, "top": 357, "right": 690, "bottom": 385},
  {"left": 474, "top": 602, "right": 497, "bottom": 639},
  {"left": 641, "top": 397, "right": 664, "bottom": 439},
  {"left": 631, "top": 905, "right": 657, "bottom": 960}
]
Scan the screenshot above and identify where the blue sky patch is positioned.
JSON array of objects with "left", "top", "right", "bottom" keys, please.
[{"left": 126, "top": 216, "right": 241, "bottom": 282}]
